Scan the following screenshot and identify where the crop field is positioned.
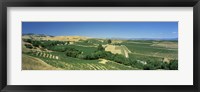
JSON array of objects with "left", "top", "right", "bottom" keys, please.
[
  {"left": 25, "top": 51, "right": 134, "bottom": 70},
  {"left": 122, "top": 40, "right": 178, "bottom": 59},
  {"left": 22, "top": 34, "right": 178, "bottom": 70}
]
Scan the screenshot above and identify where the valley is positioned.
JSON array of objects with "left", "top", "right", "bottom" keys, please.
[{"left": 22, "top": 34, "right": 178, "bottom": 70}]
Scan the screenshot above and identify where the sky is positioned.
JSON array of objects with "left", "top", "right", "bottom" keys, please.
[{"left": 22, "top": 22, "right": 178, "bottom": 38}]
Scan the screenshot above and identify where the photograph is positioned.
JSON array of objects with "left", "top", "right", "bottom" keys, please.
[{"left": 22, "top": 22, "right": 178, "bottom": 70}]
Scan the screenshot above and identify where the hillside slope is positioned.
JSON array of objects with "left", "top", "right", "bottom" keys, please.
[{"left": 22, "top": 54, "right": 60, "bottom": 70}]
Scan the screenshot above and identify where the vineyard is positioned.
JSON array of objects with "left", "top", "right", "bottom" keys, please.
[
  {"left": 22, "top": 34, "right": 178, "bottom": 70},
  {"left": 24, "top": 51, "right": 134, "bottom": 70}
]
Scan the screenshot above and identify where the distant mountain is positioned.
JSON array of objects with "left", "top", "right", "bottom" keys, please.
[
  {"left": 22, "top": 33, "right": 54, "bottom": 37},
  {"left": 22, "top": 33, "right": 89, "bottom": 42},
  {"left": 22, "top": 33, "right": 178, "bottom": 41},
  {"left": 107, "top": 37, "right": 178, "bottom": 41},
  {"left": 127, "top": 38, "right": 178, "bottom": 41}
]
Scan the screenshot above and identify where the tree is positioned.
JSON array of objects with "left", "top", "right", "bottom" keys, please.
[
  {"left": 27, "top": 39, "right": 33, "bottom": 43},
  {"left": 65, "top": 48, "right": 81, "bottom": 58},
  {"left": 169, "top": 60, "right": 178, "bottom": 70},
  {"left": 66, "top": 41, "right": 70, "bottom": 45},
  {"left": 32, "top": 41, "right": 41, "bottom": 47},
  {"left": 143, "top": 64, "right": 155, "bottom": 70},
  {"left": 107, "top": 39, "right": 112, "bottom": 44},
  {"left": 77, "top": 54, "right": 86, "bottom": 59},
  {"left": 25, "top": 44, "right": 33, "bottom": 49},
  {"left": 97, "top": 44, "right": 104, "bottom": 51}
]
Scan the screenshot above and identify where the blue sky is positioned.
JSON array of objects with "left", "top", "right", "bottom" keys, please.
[{"left": 22, "top": 22, "right": 178, "bottom": 38}]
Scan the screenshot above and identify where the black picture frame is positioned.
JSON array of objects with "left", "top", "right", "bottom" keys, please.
[{"left": 0, "top": 0, "right": 200, "bottom": 92}]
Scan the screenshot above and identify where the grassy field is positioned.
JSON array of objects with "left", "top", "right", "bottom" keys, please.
[{"left": 22, "top": 35, "right": 178, "bottom": 70}]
